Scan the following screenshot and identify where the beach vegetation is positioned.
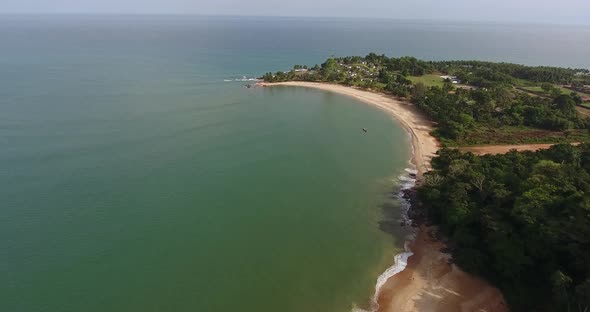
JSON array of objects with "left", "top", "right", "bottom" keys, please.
[
  {"left": 418, "top": 144, "right": 590, "bottom": 310},
  {"left": 412, "top": 85, "right": 590, "bottom": 145}
]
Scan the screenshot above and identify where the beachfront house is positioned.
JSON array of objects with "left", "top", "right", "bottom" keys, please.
[{"left": 440, "top": 75, "right": 460, "bottom": 84}]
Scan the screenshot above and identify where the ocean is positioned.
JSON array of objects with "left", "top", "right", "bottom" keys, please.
[{"left": 1, "top": 15, "right": 589, "bottom": 312}]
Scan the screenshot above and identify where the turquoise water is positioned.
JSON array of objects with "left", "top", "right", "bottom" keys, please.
[{"left": 2, "top": 16, "right": 588, "bottom": 312}]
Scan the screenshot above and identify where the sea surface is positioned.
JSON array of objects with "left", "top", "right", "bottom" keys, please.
[{"left": 1, "top": 15, "right": 589, "bottom": 312}]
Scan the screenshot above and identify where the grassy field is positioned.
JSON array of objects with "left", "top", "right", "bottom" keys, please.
[
  {"left": 513, "top": 78, "right": 536, "bottom": 87},
  {"left": 555, "top": 86, "right": 590, "bottom": 97},
  {"left": 557, "top": 86, "right": 575, "bottom": 94},
  {"left": 408, "top": 74, "right": 445, "bottom": 87},
  {"left": 520, "top": 86, "right": 545, "bottom": 93},
  {"left": 520, "top": 85, "right": 590, "bottom": 97},
  {"left": 519, "top": 86, "right": 568, "bottom": 93},
  {"left": 582, "top": 102, "right": 590, "bottom": 108}
]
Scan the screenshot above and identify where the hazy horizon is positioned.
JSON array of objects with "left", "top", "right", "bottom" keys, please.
[
  {"left": 1, "top": 0, "right": 589, "bottom": 25},
  {"left": 1, "top": 13, "right": 590, "bottom": 28}
]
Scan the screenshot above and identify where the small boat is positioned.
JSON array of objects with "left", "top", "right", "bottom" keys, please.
[{"left": 362, "top": 128, "right": 368, "bottom": 133}]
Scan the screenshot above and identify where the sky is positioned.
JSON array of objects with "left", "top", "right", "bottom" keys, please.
[{"left": 1, "top": 0, "right": 589, "bottom": 25}]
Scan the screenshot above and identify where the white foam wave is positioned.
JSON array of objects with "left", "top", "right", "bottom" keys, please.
[
  {"left": 404, "top": 167, "right": 418, "bottom": 175},
  {"left": 375, "top": 248, "right": 413, "bottom": 295},
  {"left": 365, "top": 239, "right": 414, "bottom": 311},
  {"left": 353, "top": 167, "right": 418, "bottom": 312},
  {"left": 223, "top": 76, "right": 261, "bottom": 82},
  {"left": 398, "top": 175, "right": 414, "bottom": 183}
]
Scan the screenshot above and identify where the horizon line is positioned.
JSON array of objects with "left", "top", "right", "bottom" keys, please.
[{"left": 0, "top": 13, "right": 588, "bottom": 27}]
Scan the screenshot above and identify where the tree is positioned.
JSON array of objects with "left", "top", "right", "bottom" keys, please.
[
  {"left": 552, "top": 271, "right": 573, "bottom": 310},
  {"left": 542, "top": 83, "right": 554, "bottom": 93},
  {"left": 411, "top": 82, "right": 426, "bottom": 104},
  {"left": 320, "top": 58, "right": 341, "bottom": 81},
  {"left": 572, "top": 92, "right": 583, "bottom": 105},
  {"left": 554, "top": 94, "right": 577, "bottom": 119},
  {"left": 575, "top": 280, "right": 590, "bottom": 312},
  {"left": 418, "top": 144, "right": 590, "bottom": 309}
]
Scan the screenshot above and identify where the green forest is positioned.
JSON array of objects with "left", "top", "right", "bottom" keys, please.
[
  {"left": 411, "top": 85, "right": 589, "bottom": 145},
  {"left": 418, "top": 145, "right": 590, "bottom": 311},
  {"left": 262, "top": 54, "right": 590, "bottom": 146}
]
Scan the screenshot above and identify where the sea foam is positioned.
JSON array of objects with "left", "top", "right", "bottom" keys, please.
[
  {"left": 353, "top": 167, "right": 417, "bottom": 312},
  {"left": 223, "top": 76, "right": 261, "bottom": 82},
  {"left": 370, "top": 239, "right": 414, "bottom": 308}
]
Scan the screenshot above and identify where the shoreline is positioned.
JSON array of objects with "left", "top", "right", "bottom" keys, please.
[
  {"left": 257, "top": 81, "right": 439, "bottom": 179},
  {"left": 259, "top": 81, "right": 507, "bottom": 312}
]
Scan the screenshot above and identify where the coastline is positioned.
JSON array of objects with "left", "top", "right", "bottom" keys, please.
[
  {"left": 258, "top": 81, "right": 507, "bottom": 312},
  {"left": 376, "top": 226, "right": 508, "bottom": 312},
  {"left": 258, "top": 82, "right": 439, "bottom": 178}
]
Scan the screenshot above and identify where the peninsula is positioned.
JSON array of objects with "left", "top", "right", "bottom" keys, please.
[{"left": 261, "top": 54, "right": 590, "bottom": 311}]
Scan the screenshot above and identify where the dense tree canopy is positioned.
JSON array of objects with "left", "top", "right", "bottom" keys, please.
[
  {"left": 419, "top": 145, "right": 590, "bottom": 310},
  {"left": 432, "top": 60, "right": 590, "bottom": 85},
  {"left": 411, "top": 85, "right": 589, "bottom": 143}
]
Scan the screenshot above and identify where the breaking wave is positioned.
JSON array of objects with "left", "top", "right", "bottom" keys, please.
[
  {"left": 223, "top": 76, "right": 261, "bottom": 82},
  {"left": 353, "top": 167, "right": 418, "bottom": 312}
]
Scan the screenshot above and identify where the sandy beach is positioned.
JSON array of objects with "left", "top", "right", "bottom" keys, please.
[
  {"left": 376, "top": 227, "right": 508, "bottom": 312},
  {"left": 259, "top": 81, "right": 507, "bottom": 312}
]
